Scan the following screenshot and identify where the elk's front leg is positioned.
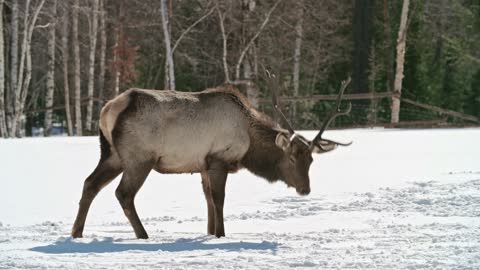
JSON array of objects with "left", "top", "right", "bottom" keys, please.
[
  {"left": 205, "top": 157, "right": 228, "bottom": 238},
  {"left": 201, "top": 172, "right": 215, "bottom": 235}
]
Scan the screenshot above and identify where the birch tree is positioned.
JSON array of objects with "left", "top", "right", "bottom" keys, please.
[
  {"left": 11, "top": 0, "right": 46, "bottom": 137},
  {"left": 96, "top": 0, "right": 107, "bottom": 115},
  {"left": 7, "top": 0, "right": 19, "bottom": 136},
  {"left": 222, "top": 0, "right": 282, "bottom": 108},
  {"left": 113, "top": 31, "right": 120, "bottom": 97},
  {"left": 62, "top": 1, "right": 73, "bottom": 136},
  {"left": 390, "top": 0, "right": 410, "bottom": 123},
  {"left": 72, "top": 0, "right": 82, "bottom": 135},
  {"left": 216, "top": 5, "right": 230, "bottom": 83},
  {"left": 241, "top": 0, "right": 259, "bottom": 108},
  {"left": 159, "top": 2, "right": 216, "bottom": 89},
  {"left": 292, "top": 0, "right": 304, "bottom": 118},
  {"left": 44, "top": 0, "right": 57, "bottom": 136},
  {"left": 0, "top": 0, "right": 7, "bottom": 137},
  {"left": 160, "top": 0, "right": 175, "bottom": 90},
  {"left": 85, "top": 0, "right": 99, "bottom": 132},
  {"left": 112, "top": 0, "right": 124, "bottom": 97}
]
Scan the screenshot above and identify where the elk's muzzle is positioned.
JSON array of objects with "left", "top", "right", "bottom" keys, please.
[{"left": 297, "top": 186, "right": 311, "bottom": 196}]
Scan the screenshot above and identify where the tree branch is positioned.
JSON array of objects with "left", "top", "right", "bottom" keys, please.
[
  {"left": 216, "top": 3, "right": 230, "bottom": 83},
  {"left": 172, "top": 6, "right": 215, "bottom": 53},
  {"left": 160, "top": 0, "right": 175, "bottom": 90},
  {"left": 235, "top": 0, "right": 283, "bottom": 80}
]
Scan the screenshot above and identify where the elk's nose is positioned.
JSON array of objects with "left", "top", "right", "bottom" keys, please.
[{"left": 297, "top": 187, "right": 311, "bottom": 196}]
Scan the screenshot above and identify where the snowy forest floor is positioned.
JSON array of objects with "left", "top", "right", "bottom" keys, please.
[{"left": 1, "top": 128, "right": 479, "bottom": 269}]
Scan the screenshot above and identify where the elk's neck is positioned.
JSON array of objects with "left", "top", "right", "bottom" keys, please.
[{"left": 241, "top": 123, "right": 283, "bottom": 182}]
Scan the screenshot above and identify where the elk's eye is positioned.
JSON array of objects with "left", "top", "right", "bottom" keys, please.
[{"left": 289, "top": 155, "right": 296, "bottom": 164}]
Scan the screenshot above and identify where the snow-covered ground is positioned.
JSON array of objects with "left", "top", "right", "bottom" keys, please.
[{"left": 1, "top": 128, "right": 479, "bottom": 269}]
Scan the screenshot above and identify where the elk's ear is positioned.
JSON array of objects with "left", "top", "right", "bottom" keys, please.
[
  {"left": 310, "top": 141, "right": 337, "bottom": 154},
  {"left": 275, "top": 133, "right": 290, "bottom": 151}
]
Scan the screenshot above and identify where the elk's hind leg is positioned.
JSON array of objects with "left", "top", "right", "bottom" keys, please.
[
  {"left": 201, "top": 172, "right": 215, "bottom": 235},
  {"left": 115, "top": 160, "right": 153, "bottom": 239},
  {"left": 72, "top": 155, "right": 123, "bottom": 238}
]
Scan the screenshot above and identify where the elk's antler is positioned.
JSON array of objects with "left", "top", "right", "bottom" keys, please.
[
  {"left": 265, "top": 70, "right": 295, "bottom": 137},
  {"left": 311, "top": 77, "right": 353, "bottom": 151}
]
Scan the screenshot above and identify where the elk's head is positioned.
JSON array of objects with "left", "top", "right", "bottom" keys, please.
[{"left": 268, "top": 73, "right": 352, "bottom": 196}]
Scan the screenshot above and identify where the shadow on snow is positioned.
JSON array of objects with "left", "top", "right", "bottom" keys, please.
[{"left": 29, "top": 236, "right": 279, "bottom": 254}]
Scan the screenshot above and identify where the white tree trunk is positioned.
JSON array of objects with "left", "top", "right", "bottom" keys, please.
[
  {"left": 12, "top": 0, "right": 45, "bottom": 137},
  {"left": 44, "top": 0, "right": 57, "bottom": 136},
  {"left": 113, "top": 26, "right": 120, "bottom": 97},
  {"left": 160, "top": 0, "right": 175, "bottom": 90},
  {"left": 72, "top": 0, "right": 82, "bottom": 136},
  {"left": 243, "top": 60, "right": 259, "bottom": 108},
  {"left": 390, "top": 0, "right": 410, "bottom": 124},
  {"left": 292, "top": 0, "right": 304, "bottom": 118},
  {"left": 7, "top": 0, "right": 19, "bottom": 136},
  {"left": 85, "top": 0, "right": 99, "bottom": 132},
  {"left": 235, "top": 0, "right": 282, "bottom": 80},
  {"left": 0, "top": 0, "right": 7, "bottom": 138},
  {"left": 216, "top": 6, "right": 230, "bottom": 83},
  {"left": 10, "top": 0, "right": 26, "bottom": 136},
  {"left": 62, "top": 2, "right": 73, "bottom": 136},
  {"left": 96, "top": 0, "right": 107, "bottom": 114},
  {"left": 241, "top": 0, "right": 259, "bottom": 108}
]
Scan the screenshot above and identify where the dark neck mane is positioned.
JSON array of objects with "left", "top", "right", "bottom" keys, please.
[{"left": 241, "top": 121, "right": 283, "bottom": 182}]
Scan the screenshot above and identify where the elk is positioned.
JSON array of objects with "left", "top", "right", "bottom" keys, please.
[{"left": 71, "top": 76, "right": 352, "bottom": 239}]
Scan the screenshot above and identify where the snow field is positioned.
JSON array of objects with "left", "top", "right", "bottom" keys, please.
[{"left": 1, "top": 128, "right": 479, "bottom": 269}]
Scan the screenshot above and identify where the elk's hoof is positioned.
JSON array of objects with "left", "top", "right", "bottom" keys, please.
[
  {"left": 136, "top": 232, "right": 149, "bottom": 239},
  {"left": 71, "top": 230, "right": 83, "bottom": 238}
]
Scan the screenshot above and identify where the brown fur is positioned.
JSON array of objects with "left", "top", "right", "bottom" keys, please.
[{"left": 241, "top": 122, "right": 284, "bottom": 181}]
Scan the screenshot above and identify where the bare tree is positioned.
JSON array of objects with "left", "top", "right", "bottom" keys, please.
[
  {"left": 7, "top": 0, "right": 19, "bottom": 136},
  {"left": 112, "top": 0, "right": 124, "bottom": 97},
  {"left": 292, "top": 0, "right": 304, "bottom": 118},
  {"left": 212, "top": 0, "right": 282, "bottom": 108},
  {"left": 62, "top": 1, "right": 73, "bottom": 136},
  {"left": 383, "top": 0, "right": 393, "bottom": 92},
  {"left": 113, "top": 36, "right": 120, "bottom": 96},
  {"left": 11, "top": 0, "right": 46, "bottom": 137},
  {"left": 0, "top": 0, "right": 6, "bottom": 137},
  {"left": 85, "top": 0, "right": 99, "bottom": 132},
  {"left": 234, "top": 0, "right": 282, "bottom": 81},
  {"left": 390, "top": 0, "right": 410, "bottom": 123},
  {"left": 171, "top": 7, "right": 215, "bottom": 54},
  {"left": 368, "top": 41, "right": 378, "bottom": 126},
  {"left": 72, "top": 0, "right": 82, "bottom": 135},
  {"left": 44, "top": 0, "right": 57, "bottom": 136},
  {"left": 216, "top": 4, "right": 230, "bottom": 82},
  {"left": 160, "top": 0, "right": 175, "bottom": 90},
  {"left": 241, "top": 0, "right": 259, "bottom": 108},
  {"left": 96, "top": 0, "right": 107, "bottom": 116}
]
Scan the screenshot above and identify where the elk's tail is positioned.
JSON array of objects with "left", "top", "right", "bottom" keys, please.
[{"left": 99, "top": 128, "right": 111, "bottom": 161}]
